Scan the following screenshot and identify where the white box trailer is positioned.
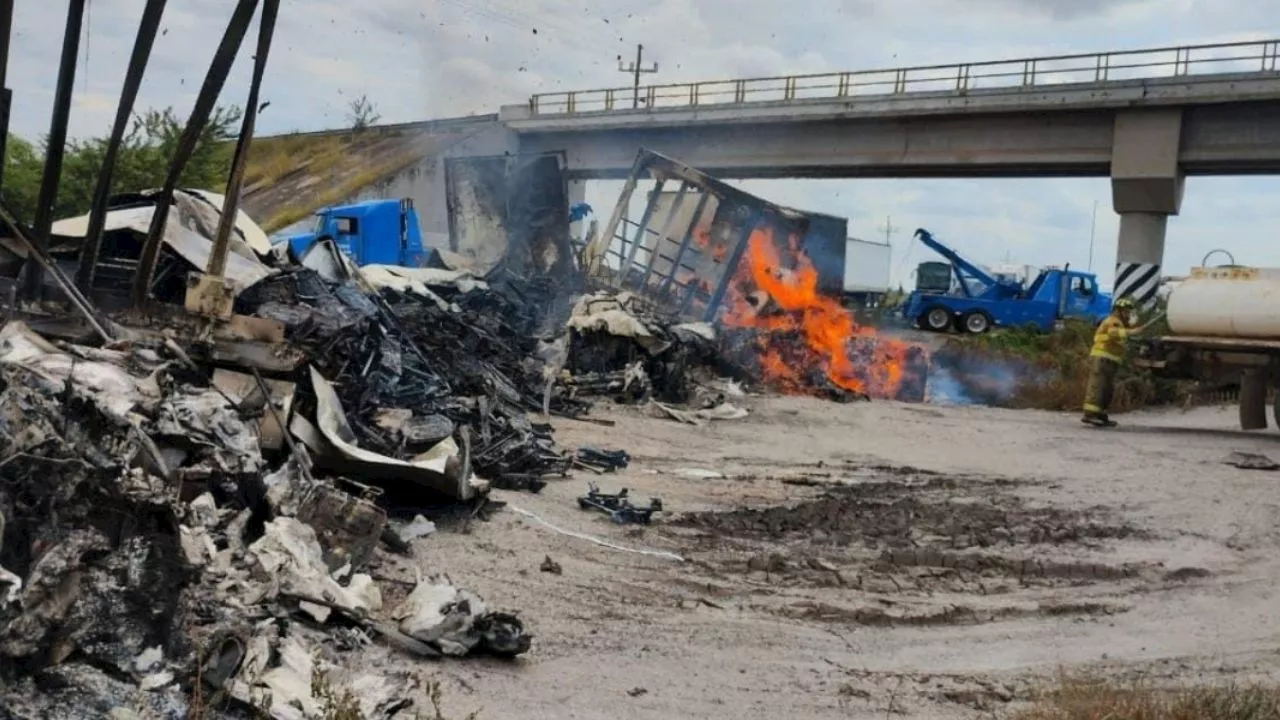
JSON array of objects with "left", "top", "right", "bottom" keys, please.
[{"left": 844, "top": 237, "right": 892, "bottom": 305}]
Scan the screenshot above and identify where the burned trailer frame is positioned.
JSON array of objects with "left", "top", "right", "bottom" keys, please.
[{"left": 585, "top": 149, "right": 847, "bottom": 323}]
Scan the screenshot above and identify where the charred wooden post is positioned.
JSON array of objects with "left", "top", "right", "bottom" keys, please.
[
  {"left": 190, "top": 0, "right": 278, "bottom": 319},
  {"left": 131, "top": 0, "right": 260, "bottom": 307},
  {"left": 207, "top": 0, "right": 278, "bottom": 280},
  {"left": 0, "top": 0, "right": 13, "bottom": 192},
  {"left": 21, "top": 0, "right": 86, "bottom": 300},
  {"left": 75, "top": 0, "right": 169, "bottom": 292}
]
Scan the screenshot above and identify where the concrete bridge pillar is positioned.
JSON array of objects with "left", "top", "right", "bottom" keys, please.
[
  {"left": 567, "top": 179, "right": 587, "bottom": 207},
  {"left": 1110, "top": 108, "right": 1185, "bottom": 308},
  {"left": 567, "top": 179, "right": 590, "bottom": 242}
]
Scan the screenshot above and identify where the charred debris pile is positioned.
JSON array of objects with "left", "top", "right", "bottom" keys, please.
[
  {"left": 0, "top": 319, "right": 530, "bottom": 719},
  {"left": 0, "top": 266, "right": 559, "bottom": 715},
  {"left": 0, "top": 180, "right": 739, "bottom": 717}
]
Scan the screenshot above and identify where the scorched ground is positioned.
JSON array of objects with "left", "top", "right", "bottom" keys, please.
[{"left": 413, "top": 397, "right": 1280, "bottom": 720}]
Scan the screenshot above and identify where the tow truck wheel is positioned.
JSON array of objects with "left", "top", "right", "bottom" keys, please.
[
  {"left": 922, "top": 306, "right": 952, "bottom": 332},
  {"left": 961, "top": 310, "right": 993, "bottom": 334}
]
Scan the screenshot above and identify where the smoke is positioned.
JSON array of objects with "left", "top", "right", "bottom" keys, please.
[
  {"left": 923, "top": 365, "right": 969, "bottom": 405},
  {"left": 923, "top": 345, "right": 1036, "bottom": 406}
]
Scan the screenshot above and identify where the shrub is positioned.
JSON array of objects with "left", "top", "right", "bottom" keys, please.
[{"left": 1014, "top": 675, "right": 1280, "bottom": 720}]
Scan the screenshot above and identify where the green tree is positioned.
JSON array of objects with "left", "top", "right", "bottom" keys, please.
[
  {"left": 1, "top": 104, "right": 242, "bottom": 225},
  {"left": 2, "top": 136, "right": 44, "bottom": 224}
]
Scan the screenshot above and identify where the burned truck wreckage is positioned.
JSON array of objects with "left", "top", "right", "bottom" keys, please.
[{"left": 0, "top": 3, "right": 941, "bottom": 714}]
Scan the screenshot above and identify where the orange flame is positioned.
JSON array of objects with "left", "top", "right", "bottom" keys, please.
[{"left": 721, "top": 226, "right": 918, "bottom": 399}]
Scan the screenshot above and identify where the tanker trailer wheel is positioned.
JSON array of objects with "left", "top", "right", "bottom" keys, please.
[
  {"left": 1239, "top": 369, "right": 1268, "bottom": 431},
  {"left": 921, "top": 305, "right": 952, "bottom": 332},
  {"left": 1272, "top": 383, "right": 1280, "bottom": 433},
  {"left": 960, "top": 310, "right": 993, "bottom": 334}
]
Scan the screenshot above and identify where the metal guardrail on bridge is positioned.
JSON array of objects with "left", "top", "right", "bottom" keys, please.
[{"left": 529, "top": 39, "right": 1280, "bottom": 115}]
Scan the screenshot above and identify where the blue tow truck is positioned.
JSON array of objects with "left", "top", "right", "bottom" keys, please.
[
  {"left": 284, "top": 198, "right": 430, "bottom": 267},
  {"left": 903, "top": 228, "right": 1113, "bottom": 334}
]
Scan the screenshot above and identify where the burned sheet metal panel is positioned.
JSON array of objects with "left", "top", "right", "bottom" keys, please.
[
  {"left": 796, "top": 211, "right": 849, "bottom": 299},
  {"left": 49, "top": 200, "right": 277, "bottom": 302},
  {"left": 445, "top": 155, "right": 508, "bottom": 275},
  {"left": 588, "top": 149, "right": 848, "bottom": 323},
  {"left": 308, "top": 367, "right": 479, "bottom": 501},
  {"left": 505, "top": 153, "right": 573, "bottom": 281},
  {"left": 444, "top": 152, "right": 573, "bottom": 281}
]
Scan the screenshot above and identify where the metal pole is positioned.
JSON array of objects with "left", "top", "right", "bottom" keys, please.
[
  {"left": 633, "top": 44, "right": 642, "bottom": 108},
  {"left": 131, "top": 0, "right": 259, "bottom": 305},
  {"left": 75, "top": 0, "right": 168, "bottom": 292},
  {"left": 22, "top": 0, "right": 86, "bottom": 299},
  {"left": 1088, "top": 199, "right": 1098, "bottom": 272},
  {"left": 207, "top": 0, "right": 277, "bottom": 278},
  {"left": 0, "top": 0, "right": 14, "bottom": 193}
]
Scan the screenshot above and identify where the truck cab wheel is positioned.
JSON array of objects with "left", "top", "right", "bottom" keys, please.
[
  {"left": 961, "top": 310, "right": 993, "bottom": 334},
  {"left": 922, "top": 306, "right": 952, "bottom": 332}
]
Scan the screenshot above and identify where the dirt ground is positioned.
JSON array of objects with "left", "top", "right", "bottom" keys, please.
[{"left": 383, "top": 395, "right": 1280, "bottom": 719}]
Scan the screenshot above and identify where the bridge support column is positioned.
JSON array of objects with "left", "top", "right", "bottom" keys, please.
[
  {"left": 1110, "top": 108, "right": 1184, "bottom": 308},
  {"left": 567, "top": 179, "right": 587, "bottom": 207}
]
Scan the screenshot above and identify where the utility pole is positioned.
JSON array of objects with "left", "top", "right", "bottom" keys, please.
[
  {"left": 878, "top": 215, "right": 898, "bottom": 245},
  {"left": 1088, "top": 199, "right": 1098, "bottom": 272},
  {"left": 618, "top": 44, "right": 658, "bottom": 109}
]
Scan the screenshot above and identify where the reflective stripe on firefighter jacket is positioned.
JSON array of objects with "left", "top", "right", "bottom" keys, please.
[{"left": 1090, "top": 315, "right": 1129, "bottom": 362}]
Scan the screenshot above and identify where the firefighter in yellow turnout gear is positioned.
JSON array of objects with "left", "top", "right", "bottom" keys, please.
[{"left": 1082, "top": 297, "right": 1140, "bottom": 427}]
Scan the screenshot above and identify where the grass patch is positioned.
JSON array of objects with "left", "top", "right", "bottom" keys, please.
[
  {"left": 1014, "top": 675, "right": 1280, "bottom": 719},
  {"left": 245, "top": 133, "right": 351, "bottom": 189},
  {"left": 258, "top": 161, "right": 413, "bottom": 233}
]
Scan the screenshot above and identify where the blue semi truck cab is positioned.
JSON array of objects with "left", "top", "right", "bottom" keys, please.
[
  {"left": 903, "top": 228, "right": 1112, "bottom": 334},
  {"left": 285, "top": 198, "right": 428, "bottom": 267}
]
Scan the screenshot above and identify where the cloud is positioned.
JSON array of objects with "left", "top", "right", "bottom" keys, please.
[{"left": 9, "top": 0, "right": 1280, "bottom": 291}]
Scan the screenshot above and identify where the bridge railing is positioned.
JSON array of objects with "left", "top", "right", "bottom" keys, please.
[{"left": 529, "top": 39, "right": 1280, "bottom": 116}]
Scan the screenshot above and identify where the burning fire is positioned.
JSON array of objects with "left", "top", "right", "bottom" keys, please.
[
  {"left": 721, "top": 226, "right": 921, "bottom": 399},
  {"left": 692, "top": 226, "right": 729, "bottom": 262}
]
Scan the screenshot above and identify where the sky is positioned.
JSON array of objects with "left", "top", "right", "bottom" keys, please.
[{"left": 7, "top": 0, "right": 1280, "bottom": 289}]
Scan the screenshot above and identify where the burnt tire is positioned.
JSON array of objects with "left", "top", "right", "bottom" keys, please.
[
  {"left": 960, "top": 310, "right": 993, "bottom": 334},
  {"left": 921, "top": 305, "right": 952, "bottom": 332}
]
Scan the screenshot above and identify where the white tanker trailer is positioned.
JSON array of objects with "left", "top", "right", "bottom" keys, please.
[{"left": 1137, "top": 263, "right": 1280, "bottom": 430}]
